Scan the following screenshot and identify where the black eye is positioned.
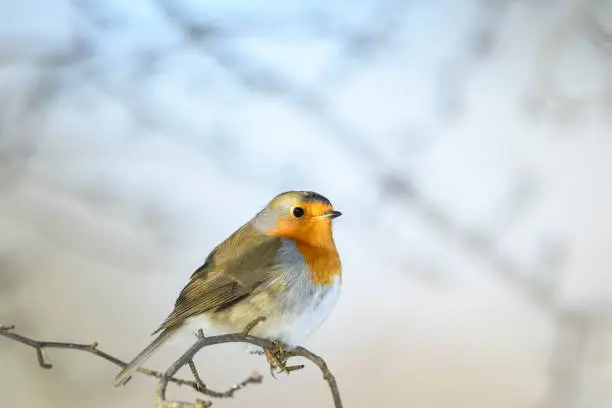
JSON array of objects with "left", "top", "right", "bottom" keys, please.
[{"left": 292, "top": 207, "right": 305, "bottom": 218}]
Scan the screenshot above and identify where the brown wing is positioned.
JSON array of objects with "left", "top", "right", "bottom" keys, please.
[{"left": 153, "top": 224, "right": 282, "bottom": 334}]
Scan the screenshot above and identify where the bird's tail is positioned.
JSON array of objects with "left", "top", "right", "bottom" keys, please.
[{"left": 113, "top": 327, "right": 176, "bottom": 387}]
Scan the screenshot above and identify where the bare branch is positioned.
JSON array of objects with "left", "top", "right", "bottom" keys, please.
[
  {"left": 156, "top": 317, "right": 342, "bottom": 408},
  {"left": 0, "top": 320, "right": 342, "bottom": 408},
  {"left": 185, "top": 359, "right": 262, "bottom": 400},
  {"left": 582, "top": 0, "right": 612, "bottom": 55},
  {"left": 0, "top": 324, "right": 261, "bottom": 404}
]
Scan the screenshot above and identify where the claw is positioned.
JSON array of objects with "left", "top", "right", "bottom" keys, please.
[
  {"left": 263, "top": 340, "right": 290, "bottom": 378},
  {"left": 269, "top": 365, "right": 278, "bottom": 379}
]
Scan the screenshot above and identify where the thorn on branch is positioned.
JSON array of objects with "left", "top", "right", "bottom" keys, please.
[{"left": 36, "top": 347, "right": 52, "bottom": 369}]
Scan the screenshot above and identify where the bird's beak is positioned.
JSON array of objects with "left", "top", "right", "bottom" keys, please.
[{"left": 322, "top": 210, "right": 342, "bottom": 219}]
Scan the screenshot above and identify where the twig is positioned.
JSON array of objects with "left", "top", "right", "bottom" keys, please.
[
  {"left": 187, "top": 359, "right": 262, "bottom": 399},
  {"left": 156, "top": 318, "right": 343, "bottom": 408},
  {"left": 1, "top": 321, "right": 342, "bottom": 408},
  {"left": 288, "top": 346, "right": 342, "bottom": 408},
  {"left": 0, "top": 324, "right": 260, "bottom": 402}
]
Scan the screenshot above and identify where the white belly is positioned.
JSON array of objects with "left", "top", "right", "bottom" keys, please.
[{"left": 252, "top": 275, "right": 342, "bottom": 346}]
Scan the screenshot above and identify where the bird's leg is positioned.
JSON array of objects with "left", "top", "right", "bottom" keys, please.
[
  {"left": 264, "top": 341, "right": 287, "bottom": 378},
  {"left": 262, "top": 340, "right": 305, "bottom": 378},
  {"left": 245, "top": 317, "right": 268, "bottom": 356}
]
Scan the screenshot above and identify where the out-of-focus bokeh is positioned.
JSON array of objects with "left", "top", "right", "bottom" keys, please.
[{"left": 1, "top": 1, "right": 612, "bottom": 407}]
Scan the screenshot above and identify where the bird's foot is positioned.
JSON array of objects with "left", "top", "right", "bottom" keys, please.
[
  {"left": 262, "top": 341, "right": 304, "bottom": 378},
  {"left": 264, "top": 340, "right": 288, "bottom": 378}
]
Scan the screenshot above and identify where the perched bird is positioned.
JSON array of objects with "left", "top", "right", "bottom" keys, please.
[{"left": 113, "top": 191, "right": 342, "bottom": 386}]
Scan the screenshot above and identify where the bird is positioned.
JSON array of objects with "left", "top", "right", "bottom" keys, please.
[{"left": 113, "top": 190, "right": 342, "bottom": 387}]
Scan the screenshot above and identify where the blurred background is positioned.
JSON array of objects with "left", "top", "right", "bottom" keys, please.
[{"left": 1, "top": 0, "right": 612, "bottom": 407}]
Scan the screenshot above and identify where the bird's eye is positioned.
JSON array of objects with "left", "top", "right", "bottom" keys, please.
[{"left": 292, "top": 207, "right": 305, "bottom": 218}]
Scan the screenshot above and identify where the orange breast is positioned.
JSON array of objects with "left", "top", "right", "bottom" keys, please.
[
  {"left": 295, "top": 241, "right": 341, "bottom": 285},
  {"left": 265, "top": 207, "right": 341, "bottom": 285}
]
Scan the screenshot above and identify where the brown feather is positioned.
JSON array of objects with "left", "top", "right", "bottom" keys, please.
[{"left": 153, "top": 223, "right": 282, "bottom": 334}]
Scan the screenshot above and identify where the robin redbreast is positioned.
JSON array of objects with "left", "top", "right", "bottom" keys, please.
[{"left": 113, "top": 190, "right": 342, "bottom": 386}]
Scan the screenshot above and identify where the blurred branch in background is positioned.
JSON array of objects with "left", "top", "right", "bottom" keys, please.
[
  {"left": 0, "top": 319, "right": 341, "bottom": 408},
  {"left": 2, "top": 0, "right": 612, "bottom": 407},
  {"left": 380, "top": 168, "right": 612, "bottom": 408},
  {"left": 526, "top": 0, "right": 612, "bottom": 121},
  {"left": 436, "top": 0, "right": 511, "bottom": 120}
]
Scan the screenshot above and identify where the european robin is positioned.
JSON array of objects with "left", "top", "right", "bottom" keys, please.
[{"left": 113, "top": 191, "right": 342, "bottom": 386}]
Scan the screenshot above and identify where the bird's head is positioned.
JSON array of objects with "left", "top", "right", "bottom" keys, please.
[{"left": 253, "top": 191, "right": 341, "bottom": 248}]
